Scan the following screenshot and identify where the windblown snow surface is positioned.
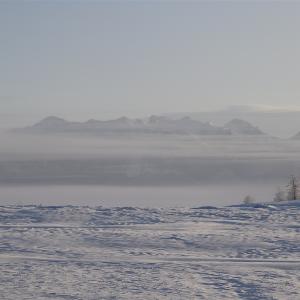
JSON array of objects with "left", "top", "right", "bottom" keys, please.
[{"left": 0, "top": 202, "right": 299, "bottom": 299}]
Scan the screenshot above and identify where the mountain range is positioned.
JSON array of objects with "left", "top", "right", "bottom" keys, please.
[
  {"left": 167, "top": 105, "right": 300, "bottom": 138},
  {"left": 18, "top": 116, "right": 264, "bottom": 136}
]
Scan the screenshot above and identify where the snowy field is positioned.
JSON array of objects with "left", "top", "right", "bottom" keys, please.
[{"left": 0, "top": 202, "right": 299, "bottom": 299}]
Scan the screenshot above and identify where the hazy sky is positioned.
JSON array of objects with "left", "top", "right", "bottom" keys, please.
[{"left": 1, "top": 1, "right": 300, "bottom": 120}]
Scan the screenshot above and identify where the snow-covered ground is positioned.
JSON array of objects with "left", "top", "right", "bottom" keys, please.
[{"left": 0, "top": 202, "right": 299, "bottom": 299}]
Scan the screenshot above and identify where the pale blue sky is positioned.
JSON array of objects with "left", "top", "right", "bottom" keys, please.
[{"left": 1, "top": 1, "right": 300, "bottom": 120}]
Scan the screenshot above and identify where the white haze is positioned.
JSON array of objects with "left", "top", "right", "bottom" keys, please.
[{"left": 1, "top": 124, "right": 300, "bottom": 207}]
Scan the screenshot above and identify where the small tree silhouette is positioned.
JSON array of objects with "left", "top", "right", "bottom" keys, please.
[
  {"left": 243, "top": 195, "right": 255, "bottom": 204},
  {"left": 273, "top": 187, "right": 286, "bottom": 202},
  {"left": 287, "top": 175, "right": 299, "bottom": 201}
]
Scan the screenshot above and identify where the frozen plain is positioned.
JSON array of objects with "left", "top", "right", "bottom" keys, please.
[{"left": 0, "top": 202, "right": 299, "bottom": 300}]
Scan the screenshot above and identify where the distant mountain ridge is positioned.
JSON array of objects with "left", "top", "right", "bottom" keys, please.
[
  {"left": 224, "top": 119, "right": 264, "bottom": 135},
  {"left": 167, "top": 106, "right": 300, "bottom": 138},
  {"left": 19, "top": 115, "right": 264, "bottom": 136}
]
